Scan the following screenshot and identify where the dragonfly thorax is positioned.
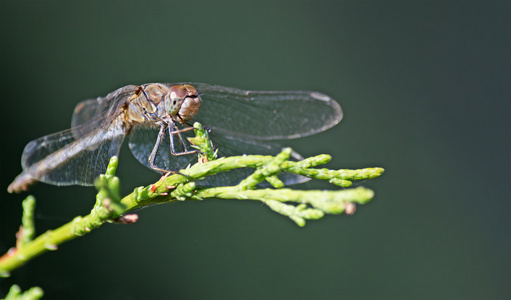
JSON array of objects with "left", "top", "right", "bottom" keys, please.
[{"left": 165, "top": 84, "right": 201, "bottom": 123}]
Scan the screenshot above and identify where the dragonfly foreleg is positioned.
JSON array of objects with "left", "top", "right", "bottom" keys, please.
[{"left": 169, "top": 124, "right": 198, "bottom": 156}]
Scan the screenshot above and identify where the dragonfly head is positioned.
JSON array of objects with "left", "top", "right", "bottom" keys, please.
[{"left": 165, "top": 84, "right": 202, "bottom": 123}]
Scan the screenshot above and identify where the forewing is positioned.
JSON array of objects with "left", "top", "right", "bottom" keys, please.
[
  {"left": 175, "top": 83, "right": 343, "bottom": 140},
  {"left": 71, "top": 85, "right": 139, "bottom": 139}
]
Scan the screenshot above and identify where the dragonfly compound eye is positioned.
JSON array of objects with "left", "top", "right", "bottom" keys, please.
[
  {"left": 165, "top": 85, "right": 187, "bottom": 116},
  {"left": 165, "top": 85, "right": 201, "bottom": 123}
]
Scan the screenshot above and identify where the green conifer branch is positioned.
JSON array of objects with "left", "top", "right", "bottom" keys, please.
[{"left": 0, "top": 122, "right": 384, "bottom": 276}]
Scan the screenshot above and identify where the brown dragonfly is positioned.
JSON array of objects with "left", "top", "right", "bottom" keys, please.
[{"left": 8, "top": 83, "right": 343, "bottom": 193}]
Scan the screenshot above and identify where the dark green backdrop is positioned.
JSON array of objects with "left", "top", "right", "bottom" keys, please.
[{"left": 1, "top": 1, "right": 509, "bottom": 299}]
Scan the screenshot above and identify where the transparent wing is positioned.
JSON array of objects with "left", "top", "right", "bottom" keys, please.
[
  {"left": 70, "top": 85, "right": 139, "bottom": 139},
  {"left": 16, "top": 85, "right": 140, "bottom": 187},
  {"left": 20, "top": 123, "right": 127, "bottom": 186},
  {"left": 169, "top": 82, "right": 343, "bottom": 140},
  {"left": 128, "top": 124, "right": 309, "bottom": 186}
]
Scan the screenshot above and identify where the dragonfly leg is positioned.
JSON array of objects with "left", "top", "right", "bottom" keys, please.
[
  {"left": 148, "top": 124, "right": 176, "bottom": 174},
  {"left": 169, "top": 124, "right": 198, "bottom": 156}
]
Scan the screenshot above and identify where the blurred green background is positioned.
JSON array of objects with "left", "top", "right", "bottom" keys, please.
[{"left": 1, "top": 1, "right": 509, "bottom": 299}]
